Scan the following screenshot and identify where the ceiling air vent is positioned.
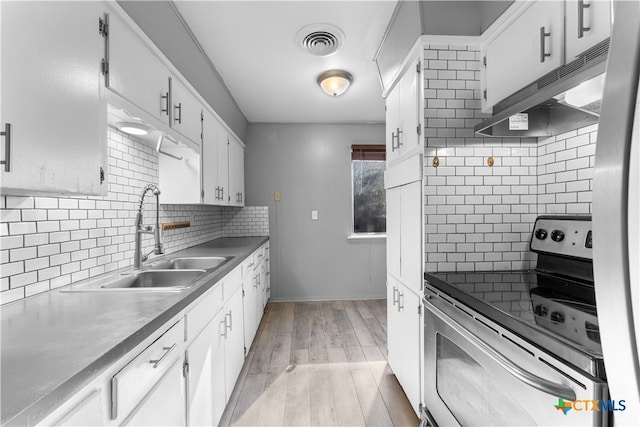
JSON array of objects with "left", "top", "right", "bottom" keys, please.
[{"left": 295, "top": 24, "right": 345, "bottom": 57}]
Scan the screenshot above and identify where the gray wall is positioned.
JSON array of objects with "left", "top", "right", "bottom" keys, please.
[
  {"left": 245, "top": 123, "right": 387, "bottom": 301},
  {"left": 118, "top": 1, "right": 248, "bottom": 140}
]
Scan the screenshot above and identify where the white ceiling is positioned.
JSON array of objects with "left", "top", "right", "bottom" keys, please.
[{"left": 173, "top": 1, "right": 397, "bottom": 124}]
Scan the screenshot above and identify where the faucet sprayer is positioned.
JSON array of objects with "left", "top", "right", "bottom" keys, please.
[{"left": 134, "top": 184, "right": 164, "bottom": 269}]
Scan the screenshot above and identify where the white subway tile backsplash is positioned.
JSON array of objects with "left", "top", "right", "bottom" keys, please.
[
  {"left": 423, "top": 43, "right": 595, "bottom": 273},
  {"left": 1, "top": 129, "right": 268, "bottom": 304}
]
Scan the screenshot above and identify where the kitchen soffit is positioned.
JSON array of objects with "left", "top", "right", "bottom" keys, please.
[{"left": 172, "top": 1, "right": 397, "bottom": 124}]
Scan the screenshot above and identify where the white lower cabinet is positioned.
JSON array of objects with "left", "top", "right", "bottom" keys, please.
[
  {"left": 112, "top": 319, "right": 185, "bottom": 425},
  {"left": 40, "top": 243, "right": 270, "bottom": 427},
  {"left": 50, "top": 389, "right": 104, "bottom": 427},
  {"left": 187, "top": 309, "right": 226, "bottom": 427},
  {"left": 121, "top": 357, "right": 186, "bottom": 427},
  {"left": 387, "top": 276, "right": 422, "bottom": 416},
  {"left": 223, "top": 284, "right": 246, "bottom": 400},
  {"left": 242, "top": 244, "right": 269, "bottom": 350}
]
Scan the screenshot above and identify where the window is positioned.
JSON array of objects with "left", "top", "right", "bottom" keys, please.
[{"left": 351, "top": 144, "right": 386, "bottom": 234}]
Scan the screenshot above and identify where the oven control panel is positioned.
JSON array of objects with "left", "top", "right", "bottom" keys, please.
[{"left": 530, "top": 216, "right": 592, "bottom": 259}]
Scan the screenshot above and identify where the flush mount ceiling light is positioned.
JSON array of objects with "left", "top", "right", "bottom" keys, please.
[
  {"left": 317, "top": 70, "right": 353, "bottom": 97},
  {"left": 115, "top": 121, "right": 151, "bottom": 136}
]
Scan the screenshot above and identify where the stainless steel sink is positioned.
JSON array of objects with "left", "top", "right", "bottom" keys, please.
[
  {"left": 61, "top": 269, "right": 207, "bottom": 293},
  {"left": 149, "top": 256, "right": 232, "bottom": 271},
  {"left": 100, "top": 270, "right": 206, "bottom": 290}
]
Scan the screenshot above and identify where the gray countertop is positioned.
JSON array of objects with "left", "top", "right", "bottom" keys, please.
[{"left": 0, "top": 236, "right": 268, "bottom": 427}]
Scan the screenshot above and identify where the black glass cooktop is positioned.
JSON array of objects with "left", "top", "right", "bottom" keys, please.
[{"left": 425, "top": 270, "right": 602, "bottom": 356}]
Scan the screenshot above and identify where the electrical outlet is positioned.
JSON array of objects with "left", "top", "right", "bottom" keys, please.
[
  {"left": 311, "top": 210, "right": 318, "bottom": 220},
  {"left": 274, "top": 191, "right": 281, "bottom": 202}
]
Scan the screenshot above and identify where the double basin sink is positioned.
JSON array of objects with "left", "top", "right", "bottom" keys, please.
[{"left": 63, "top": 256, "right": 233, "bottom": 293}]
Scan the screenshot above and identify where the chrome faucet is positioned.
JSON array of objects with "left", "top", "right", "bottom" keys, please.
[{"left": 134, "top": 183, "right": 164, "bottom": 269}]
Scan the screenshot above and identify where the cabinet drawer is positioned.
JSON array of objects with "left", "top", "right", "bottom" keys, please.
[
  {"left": 186, "top": 284, "right": 223, "bottom": 343},
  {"left": 223, "top": 265, "right": 243, "bottom": 301},
  {"left": 242, "top": 254, "right": 256, "bottom": 280},
  {"left": 111, "top": 318, "right": 184, "bottom": 420},
  {"left": 255, "top": 247, "right": 264, "bottom": 262}
]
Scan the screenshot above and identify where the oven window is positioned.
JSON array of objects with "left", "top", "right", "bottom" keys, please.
[{"left": 435, "top": 334, "right": 536, "bottom": 426}]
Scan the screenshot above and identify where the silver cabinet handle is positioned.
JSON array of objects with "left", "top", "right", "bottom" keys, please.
[
  {"left": 578, "top": 0, "right": 591, "bottom": 39},
  {"left": 1, "top": 123, "right": 11, "bottom": 172},
  {"left": 425, "top": 298, "right": 577, "bottom": 401},
  {"left": 174, "top": 102, "right": 182, "bottom": 124},
  {"left": 391, "top": 132, "right": 398, "bottom": 152},
  {"left": 396, "top": 128, "right": 403, "bottom": 147},
  {"left": 539, "top": 26, "right": 551, "bottom": 63},
  {"left": 149, "top": 343, "right": 176, "bottom": 369},
  {"left": 392, "top": 286, "right": 398, "bottom": 306},
  {"left": 161, "top": 92, "right": 169, "bottom": 116},
  {"left": 398, "top": 291, "right": 404, "bottom": 312},
  {"left": 226, "top": 310, "right": 232, "bottom": 330},
  {"left": 253, "top": 276, "right": 258, "bottom": 288},
  {"left": 220, "top": 319, "right": 228, "bottom": 337}
]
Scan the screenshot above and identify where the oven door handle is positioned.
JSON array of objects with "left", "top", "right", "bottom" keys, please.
[{"left": 425, "top": 298, "right": 577, "bottom": 402}]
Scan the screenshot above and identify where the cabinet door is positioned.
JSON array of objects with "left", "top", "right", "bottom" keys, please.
[
  {"left": 228, "top": 136, "right": 245, "bottom": 206},
  {"left": 108, "top": 12, "right": 170, "bottom": 125},
  {"left": 398, "top": 287, "right": 421, "bottom": 414},
  {"left": 170, "top": 77, "right": 202, "bottom": 145},
  {"left": 398, "top": 63, "right": 420, "bottom": 154},
  {"left": 217, "top": 126, "right": 230, "bottom": 206},
  {"left": 121, "top": 357, "right": 186, "bottom": 427},
  {"left": 386, "top": 187, "right": 401, "bottom": 280},
  {"left": 202, "top": 110, "right": 220, "bottom": 204},
  {"left": 485, "top": 1, "right": 563, "bottom": 107},
  {"left": 243, "top": 270, "right": 260, "bottom": 350},
  {"left": 51, "top": 390, "right": 104, "bottom": 427},
  {"left": 224, "top": 286, "right": 245, "bottom": 402},
  {"left": 385, "top": 85, "right": 400, "bottom": 163},
  {"left": 565, "top": 0, "right": 611, "bottom": 60},
  {"left": 386, "top": 276, "right": 403, "bottom": 378},
  {"left": 400, "top": 181, "right": 422, "bottom": 293},
  {"left": 1, "top": 1, "right": 106, "bottom": 195},
  {"left": 188, "top": 310, "right": 226, "bottom": 427}
]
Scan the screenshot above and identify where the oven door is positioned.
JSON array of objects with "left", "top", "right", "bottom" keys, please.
[{"left": 423, "top": 292, "right": 607, "bottom": 427}]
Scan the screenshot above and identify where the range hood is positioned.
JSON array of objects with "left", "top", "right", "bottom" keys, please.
[{"left": 475, "top": 38, "right": 609, "bottom": 137}]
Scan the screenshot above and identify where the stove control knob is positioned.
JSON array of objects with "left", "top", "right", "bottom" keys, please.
[
  {"left": 551, "top": 230, "right": 565, "bottom": 242},
  {"left": 550, "top": 311, "right": 565, "bottom": 324},
  {"left": 535, "top": 229, "right": 548, "bottom": 240},
  {"left": 534, "top": 304, "right": 548, "bottom": 317}
]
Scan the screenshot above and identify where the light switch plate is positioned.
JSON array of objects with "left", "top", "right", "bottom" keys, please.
[
  {"left": 311, "top": 210, "right": 318, "bottom": 220},
  {"left": 274, "top": 191, "right": 281, "bottom": 202}
]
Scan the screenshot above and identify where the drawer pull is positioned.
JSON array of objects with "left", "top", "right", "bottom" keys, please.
[{"left": 149, "top": 343, "right": 176, "bottom": 369}]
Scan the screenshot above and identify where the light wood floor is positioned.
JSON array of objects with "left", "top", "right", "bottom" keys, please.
[{"left": 219, "top": 300, "right": 420, "bottom": 427}]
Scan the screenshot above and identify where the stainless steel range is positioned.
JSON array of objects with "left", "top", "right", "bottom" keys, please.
[{"left": 423, "top": 216, "right": 610, "bottom": 426}]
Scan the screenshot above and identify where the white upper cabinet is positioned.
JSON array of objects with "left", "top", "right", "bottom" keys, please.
[
  {"left": 216, "top": 125, "right": 230, "bottom": 205},
  {"left": 482, "top": 0, "right": 612, "bottom": 111},
  {"left": 170, "top": 77, "right": 202, "bottom": 145},
  {"left": 202, "top": 110, "right": 222, "bottom": 205},
  {"left": 0, "top": 1, "right": 107, "bottom": 196},
  {"left": 107, "top": 11, "right": 170, "bottom": 126},
  {"left": 386, "top": 57, "right": 422, "bottom": 165},
  {"left": 484, "top": 1, "right": 564, "bottom": 108},
  {"left": 385, "top": 82, "right": 400, "bottom": 161},
  {"left": 201, "top": 109, "right": 244, "bottom": 207},
  {"left": 565, "top": 0, "right": 611, "bottom": 60},
  {"left": 228, "top": 136, "right": 245, "bottom": 207}
]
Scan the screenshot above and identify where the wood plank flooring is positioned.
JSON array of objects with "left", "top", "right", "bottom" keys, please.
[{"left": 220, "top": 300, "right": 419, "bottom": 427}]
